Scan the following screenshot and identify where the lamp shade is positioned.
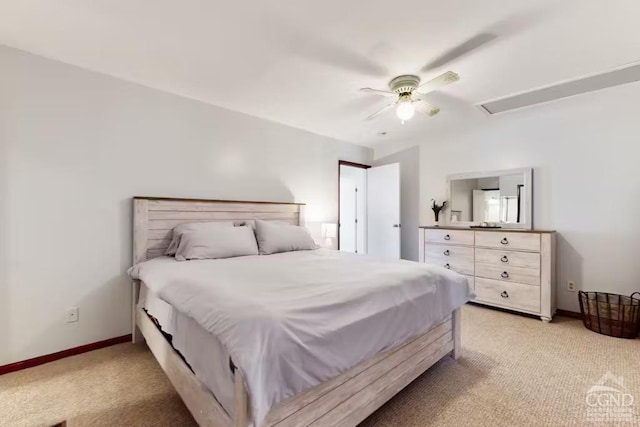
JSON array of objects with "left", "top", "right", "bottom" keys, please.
[{"left": 321, "top": 223, "right": 337, "bottom": 239}]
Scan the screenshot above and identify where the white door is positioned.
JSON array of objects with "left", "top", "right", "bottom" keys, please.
[{"left": 366, "top": 163, "right": 400, "bottom": 258}]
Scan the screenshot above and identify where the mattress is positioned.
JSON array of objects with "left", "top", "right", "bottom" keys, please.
[
  {"left": 131, "top": 249, "right": 472, "bottom": 425},
  {"left": 139, "top": 284, "right": 236, "bottom": 417}
]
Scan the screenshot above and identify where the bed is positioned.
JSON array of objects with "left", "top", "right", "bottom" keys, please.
[{"left": 130, "top": 196, "right": 470, "bottom": 427}]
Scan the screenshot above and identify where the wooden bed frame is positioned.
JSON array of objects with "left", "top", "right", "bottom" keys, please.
[{"left": 131, "top": 196, "right": 462, "bottom": 427}]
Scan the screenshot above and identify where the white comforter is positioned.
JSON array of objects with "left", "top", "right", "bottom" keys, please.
[{"left": 129, "top": 249, "right": 472, "bottom": 426}]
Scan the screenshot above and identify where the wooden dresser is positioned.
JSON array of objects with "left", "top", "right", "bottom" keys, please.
[{"left": 419, "top": 226, "right": 556, "bottom": 322}]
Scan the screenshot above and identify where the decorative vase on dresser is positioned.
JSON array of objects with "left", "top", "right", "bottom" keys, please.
[{"left": 418, "top": 226, "right": 557, "bottom": 322}]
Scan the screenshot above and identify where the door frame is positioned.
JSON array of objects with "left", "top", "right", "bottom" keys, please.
[{"left": 338, "top": 160, "right": 371, "bottom": 250}]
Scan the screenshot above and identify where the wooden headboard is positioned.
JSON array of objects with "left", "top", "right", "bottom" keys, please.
[{"left": 132, "top": 197, "right": 306, "bottom": 264}]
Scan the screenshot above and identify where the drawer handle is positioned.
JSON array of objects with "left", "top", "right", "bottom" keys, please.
[
  {"left": 443, "top": 249, "right": 450, "bottom": 256},
  {"left": 500, "top": 237, "right": 509, "bottom": 245},
  {"left": 501, "top": 271, "right": 509, "bottom": 278},
  {"left": 501, "top": 291, "right": 509, "bottom": 298},
  {"left": 501, "top": 255, "right": 509, "bottom": 263},
  {"left": 444, "top": 263, "right": 451, "bottom": 269},
  {"left": 444, "top": 234, "right": 451, "bottom": 241}
]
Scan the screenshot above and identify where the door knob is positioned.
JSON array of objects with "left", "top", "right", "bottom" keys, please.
[{"left": 392, "top": 224, "right": 401, "bottom": 228}]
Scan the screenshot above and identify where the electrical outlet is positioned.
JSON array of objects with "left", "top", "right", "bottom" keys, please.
[
  {"left": 567, "top": 281, "right": 576, "bottom": 292},
  {"left": 66, "top": 307, "right": 79, "bottom": 323}
]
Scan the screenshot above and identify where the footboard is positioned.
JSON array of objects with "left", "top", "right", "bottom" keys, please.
[
  {"left": 263, "top": 309, "right": 461, "bottom": 426},
  {"left": 136, "top": 304, "right": 462, "bottom": 427}
]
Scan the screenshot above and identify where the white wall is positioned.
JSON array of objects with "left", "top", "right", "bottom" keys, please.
[
  {"left": 376, "top": 80, "right": 640, "bottom": 313},
  {"left": 0, "top": 46, "right": 372, "bottom": 365},
  {"left": 373, "top": 146, "right": 420, "bottom": 261},
  {"left": 499, "top": 174, "right": 523, "bottom": 198},
  {"left": 476, "top": 177, "right": 500, "bottom": 190},
  {"left": 450, "top": 179, "right": 477, "bottom": 222}
]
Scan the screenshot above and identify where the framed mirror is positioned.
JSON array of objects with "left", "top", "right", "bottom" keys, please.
[{"left": 446, "top": 168, "right": 533, "bottom": 229}]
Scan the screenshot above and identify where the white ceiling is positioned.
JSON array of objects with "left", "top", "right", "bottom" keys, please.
[{"left": 2, "top": 0, "right": 639, "bottom": 147}]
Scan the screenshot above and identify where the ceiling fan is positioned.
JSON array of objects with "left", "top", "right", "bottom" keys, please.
[{"left": 360, "top": 71, "right": 460, "bottom": 122}]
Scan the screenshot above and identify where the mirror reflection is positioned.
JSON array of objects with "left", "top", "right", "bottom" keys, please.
[{"left": 449, "top": 174, "right": 526, "bottom": 224}]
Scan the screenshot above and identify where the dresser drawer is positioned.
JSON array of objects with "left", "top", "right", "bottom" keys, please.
[
  {"left": 475, "top": 231, "right": 540, "bottom": 252},
  {"left": 474, "top": 277, "right": 541, "bottom": 313},
  {"left": 424, "top": 255, "right": 474, "bottom": 275},
  {"left": 475, "top": 248, "right": 540, "bottom": 269},
  {"left": 425, "top": 244, "right": 474, "bottom": 262},
  {"left": 425, "top": 229, "right": 474, "bottom": 246},
  {"left": 475, "top": 263, "right": 540, "bottom": 286}
]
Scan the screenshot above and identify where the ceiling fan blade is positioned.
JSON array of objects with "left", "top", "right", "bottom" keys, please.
[
  {"left": 413, "top": 100, "right": 440, "bottom": 117},
  {"left": 360, "top": 87, "right": 396, "bottom": 97},
  {"left": 367, "top": 42, "right": 411, "bottom": 75},
  {"left": 421, "top": 7, "right": 550, "bottom": 72},
  {"left": 365, "top": 102, "right": 396, "bottom": 121},
  {"left": 273, "top": 23, "right": 387, "bottom": 77},
  {"left": 417, "top": 71, "right": 460, "bottom": 94},
  {"left": 421, "top": 34, "right": 496, "bottom": 72}
]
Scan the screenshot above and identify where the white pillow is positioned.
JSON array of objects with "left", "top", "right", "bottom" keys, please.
[
  {"left": 255, "top": 220, "right": 319, "bottom": 255},
  {"left": 165, "top": 221, "right": 234, "bottom": 256},
  {"left": 174, "top": 226, "right": 259, "bottom": 261}
]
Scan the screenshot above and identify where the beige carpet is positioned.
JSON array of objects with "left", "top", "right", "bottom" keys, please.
[{"left": 2, "top": 305, "right": 639, "bottom": 427}]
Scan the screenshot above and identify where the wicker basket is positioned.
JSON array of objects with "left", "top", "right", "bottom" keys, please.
[{"left": 579, "top": 291, "right": 640, "bottom": 338}]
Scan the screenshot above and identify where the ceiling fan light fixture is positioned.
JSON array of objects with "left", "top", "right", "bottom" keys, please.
[
  {"left": 396, "top": 99, "right": 415, "bottom": 121},
  {"left": 361, "top": 71, "right": 459, "bottom": 122}
]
